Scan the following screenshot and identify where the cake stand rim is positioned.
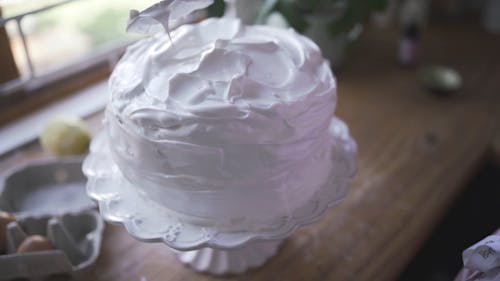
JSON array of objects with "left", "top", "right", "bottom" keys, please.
[{"left": 84, "top": 117, "right": 357, "bottom": 251}]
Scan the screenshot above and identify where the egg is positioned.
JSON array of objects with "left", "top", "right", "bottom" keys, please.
[
  {"left": 0, "top": 211, "right": 16, "bottom": 254},
  {"left": 17, "top": 235, "right": 55, "bottom": 254}
]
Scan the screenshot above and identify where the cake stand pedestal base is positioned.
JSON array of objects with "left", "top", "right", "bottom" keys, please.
[{"left": 176, "top": 239, "right": 284, "bottom": 275}]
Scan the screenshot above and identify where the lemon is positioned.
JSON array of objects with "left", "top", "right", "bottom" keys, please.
[{"left": 40, "top": 116, "right": 91, "bottom": 156}]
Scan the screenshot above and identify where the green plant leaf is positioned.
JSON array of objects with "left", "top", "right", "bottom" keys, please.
[
  {"left": 275, "top": 1, "right": 308, "bottom": 32},
  {"left": 294, "top": 0, "right": 322, "bottom": 13},
  {"left": 256, "top": 0, "right": 280, "bottom": 24},
  {"left": 206, "top": 0, "right": 226, "bottom": 18},
  {"left": 328, "top": 0, "right": 387, "bottom": 36},
  {"left": 258, "top": 0, "right": 388, "bottom": 36}
]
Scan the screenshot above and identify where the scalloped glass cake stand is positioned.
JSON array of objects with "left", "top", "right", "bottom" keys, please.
[{"left": 83, "top": 117, "right": 357, "bottom": 275}]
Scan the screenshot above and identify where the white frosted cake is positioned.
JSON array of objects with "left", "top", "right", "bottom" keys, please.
[{"left": 102, "top": 16, "right": 348, "bottom": 229}]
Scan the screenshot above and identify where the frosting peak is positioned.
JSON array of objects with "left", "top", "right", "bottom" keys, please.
[
  {"left": 111, "top": 18, "right": 335, "bottom": 144},
  {"left": 127, "top": 0, "right": 214, "bottom": 34}
]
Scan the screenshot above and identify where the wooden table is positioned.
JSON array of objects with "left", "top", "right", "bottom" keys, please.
[{"left": 1, "top": 21, "right": 499, "bottom": 281}]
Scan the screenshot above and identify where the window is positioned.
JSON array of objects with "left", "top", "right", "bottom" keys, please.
[
  {"left": 0, "top": 0, "right": 163, "bottom": 126},
  {"left": 0, "top": 0, "right": 159, "bottom": 94}
]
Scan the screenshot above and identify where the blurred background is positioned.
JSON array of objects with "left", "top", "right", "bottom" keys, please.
[
  {"left": 0, "top": 0, "right": 498, "bottom": 83},
  {"left": 1, "top": 0, "right": 158, "bottom": 77},
  {"left": 0, "top": 1, "right": 499, "bottom": 280}
]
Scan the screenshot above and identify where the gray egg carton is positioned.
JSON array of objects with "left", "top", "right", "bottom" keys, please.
[{"left": 0, "top": 157, "right": 104, "bottom": 280}]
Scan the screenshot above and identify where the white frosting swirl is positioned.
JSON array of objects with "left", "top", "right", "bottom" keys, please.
[{"left": 107, "top": 18, "right": 339, "bottom": 227}]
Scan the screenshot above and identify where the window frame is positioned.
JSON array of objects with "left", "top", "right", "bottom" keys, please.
[
  {"left": 0, "top": 7, "right": 19, "bottom": 85},
  {"left": 0, "top": 1, "right": 128, "bottom": 127}
]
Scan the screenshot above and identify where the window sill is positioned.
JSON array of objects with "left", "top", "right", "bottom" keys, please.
[{"left": 0, "top": 80, "right": 107, "bottom": 156}]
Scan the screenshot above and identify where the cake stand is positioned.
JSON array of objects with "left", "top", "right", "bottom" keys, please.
[{"left": 83, "top": 117, "right": 357, "bottom": 275}]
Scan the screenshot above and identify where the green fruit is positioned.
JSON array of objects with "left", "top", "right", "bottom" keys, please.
[
  {"left": 420, "top": 65, "right": 462, "bottom": 94},
  {"left": 40, "top": 116, "right": 91, "bottom": 156}
]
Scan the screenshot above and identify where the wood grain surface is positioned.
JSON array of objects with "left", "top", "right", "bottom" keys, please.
[{"left": 0, "top": 21, "right": 499, "bottom": 281}]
